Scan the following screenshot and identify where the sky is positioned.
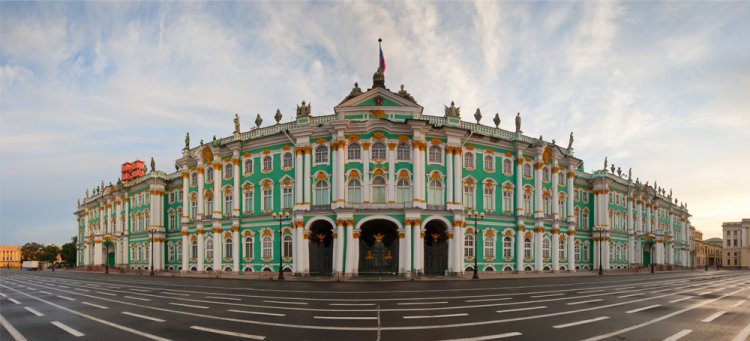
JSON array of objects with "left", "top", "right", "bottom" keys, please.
[{"left": 1, "top": 1, "right": 748, "bottom": 246}]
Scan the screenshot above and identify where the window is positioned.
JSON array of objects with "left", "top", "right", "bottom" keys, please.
[
  {"left": 371, "top": 142, "right": 386, "bottom": 160},
  {"left": 243, "top": 188, "right": 253, "bottom": 213},
  {"left": 176, "top": 241, "right": 182, "bottom": 263},
  {"left": 168, "top": 212, "right": 176, "bottom": 231},
  {"left": 559, "top": 238, "right": 566, "bottom": 260},
  {"left": 205, "top": 238, "right": 213, "bottom": 260},
  {"left": 224, "top": 191, "right": 233, "bottom": 215},
  {"left": 263, "top": 187, "right": 273, "bottom": 211},
  {"left": 484, "top": 155, "right": 494, "bottom": 171},
  {"left": 314, "top": 180, "right": 329, "bottom": 205},
  {"left": 144, "top": 211, "right": 150, "bottom": 231},
  {"left": 347, "top": 143, "right": 361, "bottom": 160},
  {"left": 524, "top": 238, "right": 532, "bottom": 259},
  {"left": 243, "top": 236, "right": 253, "bottom": 259},
  {"left": 225, "top": 164, "right": 233, "bottom": 179},
  {"left": 262, "top": 236, "right": 273, "bottom": 259},
  {"left": 396, "top": 178, "right": 411, "bottom": 204},
  {"left": 428, "top": 146, "right": 442, "bottom": 163},
  {"left": 558, "top": 195, "right": 566, "bottom": 218},
  {"left": 206, "top": 167, "right": 214, "bottom": 182},
  {"left": 502, "top": 188, "right": 513, "bottom": 212},
  {"left": 282, "top": 153, "right": 293, "bottom": 169},
  {"left": 464, "top": 152, "right": 474, "bottom": 169},
  {"left": 464, "top": 183, "right": 475, "bottom": 209},
  {"left": 347, "top": 179, "right": 362, "bottom": 204},
  {"left": 283, "top": 235, "right": 293, "bottom": 258},
  {"left": 314, "top": 145, "right": 328, "bottom": 164},
  {"left": 558, "top": 172, "right": 565, "bottom": 186},
  {"left": 372, "top": 176, "right": 386, "bottom": 203},
  {"left": 191, "top": 240, "right": 198, "bottom": 259},
  {"left": 484, "top": 185, "right": 495, "bottom": 211},
  {"left": 168, "top": 243, "right": 175, "bottom": 263},
  {"left": 224, "top": 238, "right": 232, "bottom": 258},
  {"left": 205, "top": 197, "right": 213, "bottom": 217},
  {"left": 543, "top": 195, "right": 551, "bottom": 215},
  {"left": 523, "top": 190, "right": 532, "bottom": 215},
  {"left": 503, "top": 236, "right": 512, "bottom": 258},
  {"left": 262, "top": 156, "right": 272, "bottom": 172},
  {"left": 523, "top": 163, "right": 532, "bottom": 178},
  {"left": 503, "top": 159, "right": 512, "bottom": 175},
  {"left": 583, "top": 210, "right": 590, "bottom": 230},
  {"left": 484, "top": 234, "right": 494, "bottom": 259},
  {"left": 130, "top": 246, "right": 135, "bottom": 262},
  {"left": 282, "top": 186, "right": 293, "bottom": 209},
  {"left": 396, "top": 143, "right": 410, "bottom": 161},
  {"left": 583, "top": 191, "right": 589, "bottom": 203},
  {"left": 543, "top": 237, "right": 550, "bottom": 259},
  {"left": 190, "top": 172, "right": 198, "bottom": 186},
  {"left": 575, "top": 190, "right": 580, "bottom": 202},
  {"left": 169, "top": 192, "right": 175, "bottom": 203},
  {"left": 575, "top": 242, "right": 581, "bottom": 261},
  {"left": 465, "top": 234, "right": 474, "bottom": 258},
  {"left": 144, "top": 243, "right": 150, "bottom": 263},
  {"left": 244, "top": 158, "right": 253, "bottom": 174},
  {"left": 428, "top": 179, "right": 444, "bottom": 205},
  {"left": 608, "top": 243, "right": 614, "bottom": 263},
  {"left": 542, "top": 167, "right": 550, "bottom": 182}
]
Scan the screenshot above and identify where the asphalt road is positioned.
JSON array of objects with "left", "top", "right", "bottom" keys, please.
[{"left": 1, "top": 270, "right": 749, "bottom": 341}]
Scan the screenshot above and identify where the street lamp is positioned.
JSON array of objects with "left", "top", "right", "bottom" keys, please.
[
  {"left": 149, "top": 228, "right": 155, "bottom": 276},
  {"left": 596, "top": 226, "right": 604, "bottom": 276},
  {"left": 466, "top": 209, "right": 484, "bottom": 279},
  {"left": 272, "top": 210, "right": 291, "bottom": 280}
]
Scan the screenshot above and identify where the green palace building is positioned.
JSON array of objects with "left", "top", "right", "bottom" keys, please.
[{"left": 74, "top": 67, "right": 695, "bottom": 276}]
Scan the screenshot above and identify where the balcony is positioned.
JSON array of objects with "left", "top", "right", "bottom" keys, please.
[
  {"left": 343, "top": 203, "right": 412, "bottom": 210},
  {"left": 426, "top": 204, "right": 446, "bottom": 211}
]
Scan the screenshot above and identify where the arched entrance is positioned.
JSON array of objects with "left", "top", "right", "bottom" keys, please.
[
  {"left": 308, "top": 220, "right": 334, "bottom": 276},
  {"left": 359, "top": 219, "right": 399, "bottom": 275},
  {"left": 423, "top": 220, "right": 449, "bottom": 275},
  {"left": 642, "top": 242, "right": 652, "bottom": 266}
]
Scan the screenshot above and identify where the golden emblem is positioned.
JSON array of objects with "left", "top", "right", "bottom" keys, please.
[{"left": 373, "top": 233, "right": 385, "bottom": 242}]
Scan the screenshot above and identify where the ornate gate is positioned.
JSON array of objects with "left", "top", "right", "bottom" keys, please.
[
  {"left": 309, "top": 232, "right": 333, "bottom": 275},
  {"left": 424, "top": 228, "right": 448, "bottom": 275},
  {"left": 359, "top": 232, "right": 399, "bottom": 275}
]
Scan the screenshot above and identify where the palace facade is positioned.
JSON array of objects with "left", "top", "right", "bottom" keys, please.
[
  {"left": 722, "top": 218, "right": 749, "bottom": 269},
  {"left": 75, "top": 69, "right": 695, "bottom": 276}
]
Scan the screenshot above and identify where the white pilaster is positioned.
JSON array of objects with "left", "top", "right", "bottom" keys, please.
[
  {"left": 182, "top": 168, "right": 190, "bottom": 224},
  {"left": 197, "top": 230, "right": 205, "bottom": 271},
  {"left": 387, "top": 142, "right": 396, "bottom": 204},
  {"left": 197, "top": 166, "right": 205, "bottom": 220},
  {"left": 413, "top": 223, "right": 422, "bottom": 274},
  {"left": 535, "top": 227, "right": 543, "bottom": 272},
  {"left": 446, "top": 147, "right": 454, "bottom": 207},
  {"left": 362, "top": 144, "right": 371, "bottom": 203},
  {"left": 213, "top": 227, "right": 221, "bottom": 271},
  {"left": 295, "top": 148, "right": 304, "bottom": 209},
  {"left": 232, "top": 224, "right": 239, "bottom": 273},
  {"left": 552, "top": 227, "right": 559, "bottom": 271},
  {"left": 181, "top": 231, "right": 189, "bottom": 271},
  {"left": 213, "top": 163, "right": 222, "bottom": 219},
  {"left": 303, "top": 147, "right": 311, "bottom": 209},
  {"left": 233, "top": 151, "right": 240, "bottom": 217},
  {"left": 345, "top": 223, "right": 354, "bottom": 274},
  {"left": 453, "top": 148, "right": 462, "bottom": 206},
  {"left": 453, "top": 225, "right": 462, "bottom": 274},
  {"left": 567, "top": 231, "right": 575, "bottom": 271},
  {"left": 516, "top": 225, "right": 525, "bottom": 272}
]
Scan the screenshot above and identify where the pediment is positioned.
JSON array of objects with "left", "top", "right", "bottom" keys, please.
[{"left": 335, "top": 87, "right": 422, "bottom": 113}]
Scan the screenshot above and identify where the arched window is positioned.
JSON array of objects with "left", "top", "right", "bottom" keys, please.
[
  {"left": 558, "top": 172, "right": 566, "bottom": 186},
  {"left": 503, "top": 236, "right": 513, "bottom": 258},
  {"left": 371, "top": 176, "right": 386, "bottom": 203},
  {"left": 314, "top": 180, "right": 329, "bottom": 205},
  {"left": 168, "top": 211, "right": 175, "bottom": 231},
  {"left": 583, "top": 209, "right": 590, "bottom": 230},
  {"left": 224, "top": 190, "right": 233, "bottom": 215},
  {"left": 205, "top": 238, "right": 213, "bottom": 260},
  {"left": 283, "top": 235, "right": 293, "bottom": 258},
  {"left": 282, "top": 153, "right": 293, "bottom": 169},
  {"left": 543, "top": 167, "right": 550, "bottom": 182},
  {"left": 396, "top": 143, "right": 410, "bottom": 160},
  {"left": 464, "top": 234, "right": 474, "bottom": 258},
  {"left": 543, "top": 195, "right": 551, "bottom": 215},
  {"left": 371, "top": 142, "right": 386, "bottom": 160},
  {"left": 463, "top": 152, "right": 474, "bottom": 169},
  {"left": 191, "top": 240, "right": 198, "bottom": 259},
  {"left": 244, "top": 158, "right": 253, "bottom": 174},
  {"left": 559, "top": 238, "right": 566, "bottom": 260},
  {"left": 262, "top": 236, "right": 273, "bottom": 259},
  {"left": 503, "top": 159, "right": 512, "bottom": 175},
  {"left": 190, "top": 197, "right": 198, "bottom": 219},
  {"left": 523, "top": 189, "right": 533, "bottom": 215},
  {"left": 206, "top": 167, "right": 214, "bottom": 182},
  {"left": 144, "top": 243, "right": 150, "bottom": 263},
  {"left": 168, "top": 242, "right": 175, "bottom": 262},
  {"left": 463, "top": 182, "right": 475, "bottom": 209},
  {"left": 524, "top": 238, "right": 532, "bottom": 259},
  {"left": 262, "top": 155, "right": 272, "bottom": 172},
  {"left": 428, "top": 146, "right": 442, "bottom": 163},
  {"left": 483, "top": 185, "right": 495, "bottom": 212},
  {"left": 176, "top": 241, "right": 182, "bottom": 263},
  {"left": 205, "top": 197, "right": 213, "bottom": 217},
  {"left": 558, "top": 194, "right": 566, "bottom": 218},
  {"left": 396, "top": 178, "right": 411, "bottom": 204},
  {"left": 484, "top": 233, "right": 495, "bottom": 259},
  {"left": 243, "top": 236, "right": 253, "bottom": 259},
  {"left": 523, "top": 163, "right": 532, "bottom": 178},
  {"left": 575, "top": 241, "right": 581, "bottom": 261},
  {"left": 428, "top": 179, "right": 444, "bottom": 206},
  {"left": 583, "top": 242, "right": 590, "bottom": 262},
  {"left": 224, "top": 237, "right": 232, "bottom": 259},
  {"left": 224, "top": 163, "right": 233, "bottom": 179},
  {"left": 190, "top": 172, "right": 198, "bottom": 186},
  {"left": 347, "top": 179, "right": 362, "bottom": 204},
  {"left": 484, "top": 155, "right": 494, "bottom": 171},
  {"left": 314, "top": 145, "right": 328, "bottom": 164},
  {"left": 608, "top": 243, "right": 614, "bottom": 263},
  {"left": 347, "top": 143, "right": 361, "bottom": 160},
  {"left": 262, "top": 187, "right": 272, "bottom": 211},
  {"left": 136, "top": 245, "right": 142, "bottom": 262},
  {"left": 543, "top": 237, "right": 550, "bottom": 259},
  {"left": 502, "top": 188, "right": 513, "bottom": 212},
  {"left": 281, "top": 185, "right": 293, "bottom": 210}
]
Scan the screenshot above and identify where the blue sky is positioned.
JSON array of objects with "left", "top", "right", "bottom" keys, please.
[{"left": 1, "top": 1, "right": 748, "bottom": 245}]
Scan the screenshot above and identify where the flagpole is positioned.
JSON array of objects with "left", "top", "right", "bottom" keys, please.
[{"left": 378, "top": 38, "right": 382, "bottom": 71}]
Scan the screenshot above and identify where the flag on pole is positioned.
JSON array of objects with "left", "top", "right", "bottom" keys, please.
[{"left": 379, "top": 39, "right": 386, "bottom": 73}]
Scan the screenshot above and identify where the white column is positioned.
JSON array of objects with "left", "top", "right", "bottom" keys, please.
[
  {"left": 567, "top": 231, "right": 575, "bottom": 271},
  {"left": 94, "top": 240, "right": 103, "bottom": 266},
  {"left": 331, "top": 140, "right": 339, "bottom": 208},
  {"left": 566, "top": 169, "right": 575, "bottom": 223},
  {"left": 413, "top": 222, "right": 422, "bottom": 274},
  {"left": 84, "top": 243, "right": 90, "bottom": 266},
  {"left": 197, "top": 230, "right": 205, "bottom": 271},
  {"left": 453, "top": 225, "right": 462, "bottom": 274},
  {"left": 335, "top": 222, "right": 344, "bottom": 274},
  {"left": 295, "top": 148, "right": 303, "bottom": 209},
  {"left": 446, "top": 147, "right": 454, "bottom": 207},
  {"left": 551, "top": 163, "right": 559, "bottom": 220},
  {"left": 351, "top": 229, "right": 359, "bottom": 275},
  {"left": 213, "top": 228, "right": 221, "bottom": 271},
  {"left": 362, "top": 144, "right": 371, "bottom": 203},
  {"left": 447, "top": 230, "right": 454, "bottom": 273},
  {"left": 629, "top": 234, "right": 635, "bottom": 265},
  {"left": 122, "top": 236, "right": 128, "bottom": 266},
  {"left": 604, "top": 237, "right": 610, "bottom": 270},
  {"left": 593, "top": 238, "right": 599, "bottom": 270},
  {"left": 182, "top": 168, "right": 190, "bottom": 224},
  {"left": 454, "top": 148, "right": 462, "bottom": 206},
  {"left": 399, "top": 229, "right": 405, "bottom": 273},
  {"left": 181, "top": 232, "right": 189, "bottom": 271},
  {"left": 233, "top": 152, "right": 240, "bottom": 217},
  {"left": 303, "top": 147, "right": 311, "bottom": 208},
  {"left": 213, "top": 164, "right": 222, "bottom": 219},
  {"left": 645, "top": 203, "right": 652, "bottom": 233},
  {"left": 636, "top": 198, "right": 643, "bottom": 233},
  {"left": 415, "top": 143, "right": 425, "bottom": 208},
  {"left": 387, "top": 142, "right": 396, "bottom": 203},
  {"left": 516, "top": 157, "right": 524, "bottom": 217},
  {"left": 232, "top": 224, "right": 239, "bottom": 272},
  {"left": 345, "top": 223, "right": 354, "bottom": 274},
  {"left": 551, "top": 227, "right": 559, "bottom": 271},
  {"left": 535, "top": 227, "right": 543, "bottom": 271},
  {"left": 534, "top": 157, "right": 542, "bottom": 219},
  {"left": 516, "top": 225, "right": 525, "bottom": 272},
  {"left": 197, "top": 166, "right": 205, "bottom": 220},
  {"left": 337, "top": 141, "right": 346, "bottom": 206}
]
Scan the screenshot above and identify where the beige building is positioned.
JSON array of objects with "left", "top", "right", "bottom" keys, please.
[
  {"left": 722, "top": 218, "right": 749, "bottom": 269},
  {"left": 0, "top": 245, "right": 21, "bottom": 269}
]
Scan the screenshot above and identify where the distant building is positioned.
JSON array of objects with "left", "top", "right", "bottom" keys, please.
[
  {"left": 722, "top": 219, "right": 749, "bottom": 269},
  {"left": 0, "top": 245, "right": 21, "bottom": 269},
  {"left": 703, "top": 237, "right": 724, "bottom": 268}
]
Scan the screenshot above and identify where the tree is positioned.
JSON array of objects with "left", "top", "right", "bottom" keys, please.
[
  {"left": 39, "top": 245, "right": 61, "bottom": 263},
  {"left": 21, "top": 242, "right": 43, "bottom": 261},
  {"left": 60, "top": 237, "right": 78, "bottom": 267}
]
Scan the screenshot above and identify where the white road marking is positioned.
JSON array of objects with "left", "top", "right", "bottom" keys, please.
[
  {"left": 733, "top": 322, "right": 750, "bottom": 341},
  {"left": 57, "top": 295, "right": 75, "bottom": 301},
  {"left": 190, "top": 325, "right": 265, "bottom": 340},
  {"left": 206, "top": 296, "right": 241, "bottom": 301},
  {"left": 315, "top": 316, "right": 378, "bottom": 320},
  {"left": 698, "top": 291, "right": 712, "bottom": 296},
  {"left": 82, "top": 302, "right": 108, "bottom": 309},
  {"left": 466, "top": 297, "right": 512, "bottom": 303},
  {"left": 496, "top": 306, "right": 547, "bottom": 314},
  {"left": 263, "top": 300, "right": 307, "bottom": 305},
  {"left": 567, "top": 299, "right": 603, "bottom": 305},
  {"left": 75, "top": 288, "right": 89, "bottom": 292},
  {"left": 553, "top": 316, "right": 610, "bottom": 329},
  {"left": 122, "top": 311, "right": 166, "bottom": 322},
  {"left": 669, "top": 297, "right": 691, "bottom": 303},
  {"left": 531, "top": 293, "right": 564, "bottom": 298},
  {"left": 437, "top": 332, "right": 522, "bottom": 341},
  {"left": 403, "top": 313, "right": 468, "bottom": 319},
  {"left": 627, "top": 304, "right": 660, "bottom": 313},
  {"left": 329, "top": 303, "right": 376, "bottom": 306},
  {"left": 618, "top": 293, "right": 644, "bottom": 298},
  {"left": 170, "top": 302, "right": 209, "bottom": 309},
  {"left": 38, "top": 291, "right": 52, "bottom": 295},
  {"left": 0, "top": 293, "right": 6, "bottom": 297},
  {"left": 124, "top": 295, "right": 151, "bottom": 301},
  {"left": 730, "top": 299, "right": 746, "bottom": 307},
  {"left": 663, "top": 329, "right": 692, "bottom": 341},
  {"left": 51, "top": 321, "right": 85, "bottom": 337},
  {"left": 96, "top": 291, "right": 116, "bottom": 296},
  {"left": 228, "top": 309, "right": 286, "bottom": 317},
  {"left": 130, "top": 288, "right": 151, "bottom": 292},
  {"left": 24, "top": 306, "right": 44, "bottom": 316},
  {"left": 8, "top": 298, "right": 20, "bottom": 304},
  {"left": 161, "top": 292, "right": 189, "bottom": 296},
  {"left": 397, "top": 301, "right": 448, "bottom": 305},
  {"left": 577, "top": 289, "right": 604, "bottom": 294},
  {"left": 0, "top": 313, "right": 27, "bottom": 341},
  {"left": 702, "top": 311, "right": 727, "bottom": 322}
]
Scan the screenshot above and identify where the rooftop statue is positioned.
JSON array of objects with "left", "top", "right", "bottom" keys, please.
[
  {"left": 493, "top": 113, "right": 501, "bottom": 128},
  {"left": 296, "top": 100, "right": 311, "bottom": 118},
  {"left": 234, "top": 113, "right": 241, "bottom": 134},
  {"left": 274, "top": 109, "right": 282, "bottom": 124},
  {"left": 397, "top": 84, "right": 416, "bottom": 103},
  {"left": 474, "top": 108, "right": 482, "bottom": 123},
  {"left": 603, "top": 157, "right": 608, "bottom": 170},
  {"left": 567, "top": 132, "right": 574, "bottom": 150},
  {"left": 611, "top": 164, "right": 615, "bottom": 174},
  {"left": 515, "top": 112, "right": 522, "bottom": 133},
  {"left": 628, "top": 168, "right": 632, "bottom": 180},
  {"left": 150, "top": 157, "right": 156, "bottom": 172},
  {"left": 617, "top": 167, "right": 622, "bottom": 177},
  {"left": 444, "top": 101, "right": 460, "bottom": 118},
  {"left": 86, "top": 189, "right": 89, "bottom": 197},
  {"left": 184, "top": 132, "right": 190, "bottom": 150},
  {"left": 255, "top": 114, "right": 263, "bottom": 128}
]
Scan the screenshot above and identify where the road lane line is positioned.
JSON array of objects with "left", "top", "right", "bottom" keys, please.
[
  {"left": 567, "top": 299, "right": 602, "bottom": 305},
  {"left": 130, "top": 288, "right": 151, "bottom": 292},
  {"left": 51, "top": 321, "right": 84, "bottom": 337},
  {"left": 397, "top": 301, "right": 448, "bottom": 305},
  {"left": 82, "top": 302, "right": 108, "bottom": 309},
  {"left": 263, "top": 300, "right": 308, "bottom": 305},
  {"left": 553, "top": 316, "right": 609, "bottom": 329},
  {"left": 315, "top": 316, "right": 378, "bottom": 320},
  {"left": 730, "top": 299, "right": 746, "bottom": 307},
  {"left": 96, "top": 291, "right": 116, "bottom": 296},
  {"left": 733, "top": 322, "right": 750, "bottom": 341},
  {"left": 74, "top": 288, "right": 89, "bottom": 292},
  {"left": 466, "top": 297, "right": 512, "bottom": 303},
  {"left": 669, "top": 297, "right": 691, "bottom": 303},
  {"left": 228, "top": 309, "right": 286, "bottom": 317},
  {"left": 438, "top": 332, "right": 522, "bottom": 341},
  {"left": 206, "top": 296, "right": 241, "bottom": 301},
  {"left": 0, "top": 293, "right": 6, "bottom": 297},
  {"left": 58, "top": 285, "right": 70, "bottom": 289},
  {"left": 663, "top": 329, "right": 691, "bottom": 341},
  {"left": 531, "top": 293, "right": 564, "bottom": 298},
  {"left": 702, "top": 311, "right": 726, "bottom": 322},
  {"left": 626, "top": 304, "right": 660, "bottom": 313},
  {"left": 170, "top": 302, "right": 209, "bottom": 309},
  {"left": 0, "top": 313, "right": 27, "bottom": 341},
  {"left": 123, "top": 311, "right": 166, "bottom": 322},
  {"left": 330, "top": 303, "right": 376, "bottom": 306},
  {"left": 57, "top": 295, "right": 75, "bottom": 301},
  {"left": 161, "top": 292, "right": 189, "bottom": 296},
  {"left": 38, "top": 291, "right": 52, "bottom": 295},
  {"left": 618, "top": 293, "right": 644, "bottom": 298},
  {"left": 698, "top": 291, "right": 712, "bottom": 296},
  {"left": 8, "top": 298, "right": 20, "bottom": 304},
  {"left": 24, "top": 307, "right": 44, "bottom": 316},
  {"left": 496, "top": 306, "right": 547, "bottom": 314},
  {"left": 190, "top": 326, "right": 265, "bottom": 340},
  {"left": 577, "top": 290, "right": 604, "bottom": 294},
  {"left": 403, "top": 313, "right": 468, "bottom": 319},
  {"left": 124, "top": 296, "right": 151, "bottom": 302}
]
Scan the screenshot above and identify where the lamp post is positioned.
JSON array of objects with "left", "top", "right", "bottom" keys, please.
[
  {"left": 467, "top": 209, "right": 484, "bottom": 279},
  {"left": 596, "top": 226, "right": 604, "bottom": 276},
  {"left": 149, "top": 228, "right": 155, "bottom": 276},
  {"left": 103, "top": 239, "right": 111, "bottom": 274},
  {"left": 272, "top": 211, "right": 291, "bottom": 280},
  {"left": 650, "top": 244, "right": 655, "bottom": 273}
]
